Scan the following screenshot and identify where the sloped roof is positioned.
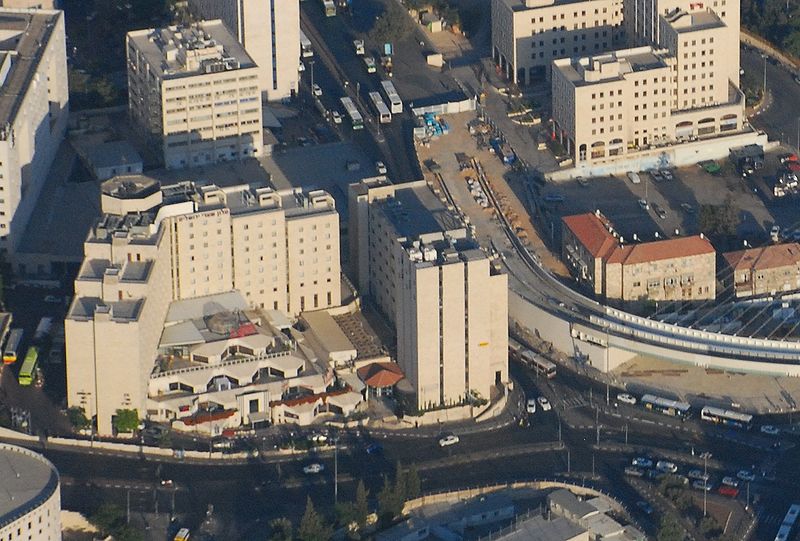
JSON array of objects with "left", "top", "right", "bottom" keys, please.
[
  {"left": 357, "top": 362, "right": 405, "bottom": 388},
  {"left": 605, "top": 235, "right": 715, "bottom": 265},
  {"left": 562, "top": 213, "right": 617, "bottom": 259},
  {"left": 723, "top": 243, "right": 800, "bottom": 272}
]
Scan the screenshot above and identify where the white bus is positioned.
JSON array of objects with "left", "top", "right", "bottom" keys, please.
[
  {"left": 700, "top": 406, "right": 753, "bottom": 429},
  {"left": 340, "top": 97, "right": 364, "bottom": 130},
  {"left": 641, "top": 394, "right": 691, "bottom": 418},
  {"left": 520, "top": 350, "right": 557, "bottom": 379},
  {"left": 300, "top": 30, "right": 313, "bottom": 58},
  {"left": 368, "top": 92, "right": 392, "bottom": 123},
  {"left": 380, "top": 80, "right": 403, "bottom": 114},
  {"left": 3, "top": 328, "right": 23, "bottom": 364}
]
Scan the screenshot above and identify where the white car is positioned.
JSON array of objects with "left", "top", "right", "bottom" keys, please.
[
  {"left": 331, "top": 110, "right": 342, "bottom": 124},
  {"left": 438, "top": 434, "right": 459, "bottom": 447},
  {"left": 737, "top": 470, "right": 756, "bottom": 482},
  {"left": 526, "top": 399, "right": 537, "bottom": 414},
  {"left": 303, "top": 463, "right": 325, "bottom": 474},
  {"left": 760, "top": 425, "right": 780, "bottom": 436},
  {"left": 537, "top": 396, "right": 552, "bottom": 411},
  {"left": 688, "top": 469, "right": 710, "bottom": 482},
  {"left": 656, "top": 460, "right": 678, "bottom": 473},
  {"left": 632, "top": 457, "right": 653, "bottom": 468},
  {"left": 376, "top": 161, "right": 387, "bottom": 175},
  {"left": 44, "top": 295, "right": 62, "bottom": 304},
  {"left": 617, "top": 393, "right": 637, "bottom": 405},
  {"left": 308, "top": 432, "right": 328, "bottom": 443},
  {"left": 312, "top": 83, "right": 322, "bottom": 97}
]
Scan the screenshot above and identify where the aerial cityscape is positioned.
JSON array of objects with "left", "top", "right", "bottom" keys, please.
[{"left": 0, "top": 0, "right": 800, "bottom": 539}]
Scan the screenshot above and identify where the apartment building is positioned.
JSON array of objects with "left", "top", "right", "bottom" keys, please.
[
  {"left": 562, "top": 211, "right": 716, "bottom": 302},
  {"left": 551, "top": 40, "right": 744, "bottom": 166},
  {"left": 349, "top": 178, "right": 508, "bottom": 410},
  {"left": 722, "top": 243, "right": 800, "bottom": 298},
  {"left": 66, "top": 176, "right": 340, "bottom": 434},
  {"left": 0, "top": 8, "right": 68, "bottom": 254},
  {"left": 491, "top": 0, "right": 625, "bottom": 85},
  {"left": 188, "top": 0, "right": 300, "bottom": 101},
  {"left": 624, "top": 0, "right": 739, "bottom": 86},
  {"left": 126, "top": 21, "right": 263, "bottom": 169},
  {"left": 0, "top": 0, "right": 57, "bottom": 7}
]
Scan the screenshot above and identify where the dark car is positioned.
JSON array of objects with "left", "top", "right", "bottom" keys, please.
[{"left": 365, "top": 443, "right": 383, "bottom": 455}]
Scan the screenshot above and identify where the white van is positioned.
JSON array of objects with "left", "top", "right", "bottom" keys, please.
[{"left": 627, "top": 171, "right": 641, "bottom": 184}]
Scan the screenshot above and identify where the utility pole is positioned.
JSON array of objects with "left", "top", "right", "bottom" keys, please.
[
  {"left": 126, "top": 489, "right": 130, "bottom": 524},
  {"left": 701, "top": 452, "right": 712, "bottom": 517},
  {"left": 625, "top": 423, "right": 628, "bottom": 445},
  {"left": 763, "top": 54, "right": 767, "bottom": 97},
  {"left": 595, "top": 408, "right": 600, "bottom": 446},
  {"left": 592, "top": 453, "right": 595, "bottom": 478},
  {"left": 310, "top": 60, "right": 315, "bottom": 93},
  {"left": 746, "top": 481, "right": 750, "bottom": 510},
  {"left": 605, "top": 383, "right": 609, "bottom": 405},
  {"left": 589, "top": 387, "right": 593, "bottom": 407},
  {"left": 558, "top": 416, "right": 562, "bottom": 443},
  {"left": 334, "top": 435, "right": 340, "bottom": 504}
]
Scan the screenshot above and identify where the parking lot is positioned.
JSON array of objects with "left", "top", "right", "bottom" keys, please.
[{"left": 537, "top": 151, "right": 797, "bottom": 248}]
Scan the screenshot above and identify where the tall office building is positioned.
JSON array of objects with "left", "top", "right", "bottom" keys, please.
[
  {"left": 126, "top": 21, "right": 263, "bottom": 169},
  {"left": 188, "top": 0, "right": 300, "bottom": 101},
  {"left": 349, "top": 178, "right": 508, "bottom": 410},
  {"left": 0, "top": 8, "right": 68, "bottom": 255},
  {"left": 66, "top": 176, "right": 340, "bottom": 435}
]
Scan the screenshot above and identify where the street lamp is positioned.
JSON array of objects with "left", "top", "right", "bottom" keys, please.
[
  {"left": 309, "top": 60, "right": 315, "bottom": 92},
  {"left": 701, "top": 452, "right": 712, "bottom": 516},
  {"left": 333, "top": 434, "right": 340, "bottom": 504}
]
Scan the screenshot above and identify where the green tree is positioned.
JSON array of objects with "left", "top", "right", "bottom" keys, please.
[
  {"left": 113, "top": 409, "right": 139, "bottom": 434},
  {"left": 90, "top": 503, "right": 125, "bottom": 534},
  {"left": 394, "top": 461, "right": 407, "bottom": 502},
  {"left": 377, "top": 475, "right": 402, "bottom": 525},
  {"left": 67, "top": 406, "right": 91, "bottom": 430},
  {"left": 354, "top": 479, "right": 370, "bottom": 528},
  {"left": 369, "top": 3, "right": 413, "bottom": 46},
  {"left": 298, "top": 497, "right": 332, "bottom": 541},
  {"left": 657, "top": 515, "right": 685, "bottom": 541},
  {"left": 405, "top": 466, "right": 421, "bottom": 501},
  {"left": 268, "top": 517, "right": 293, "bottom": 541}
]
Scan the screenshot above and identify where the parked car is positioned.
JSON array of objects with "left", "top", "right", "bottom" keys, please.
[
  {"left": 365, "top": 443, "right": 383, "bottom": 455},
  {"left": 688, "top": 469, "right": 710, "bottom": 482},
  {"left": 617, "top": 393, "right": 637, "bottom": 405},
  {"left": 760, "top": 425, "right": 780, "bottom": 436},
  {"left": 636, "top": 501, "right": 654, "bottom": 515},
  {"left": 625, "top": 466, "right": 645, "bottom": 477},
  {"left": 737, "top": 470, "right": 756, "bottom": 482},
  {"left": 331, "top": 110, "right": 342, "bottom": 124},
  {"left": 692, "top": 480, "right": 713, "bottom": 492},
  {"left": 308, "top": 432, "right": 328, "bottom": 443},
  {"left": 718, "top": 486, "right": 740, "bottom": 498},
  {"left": 638, "top": 198, "right": 649, "bottom": 210},
  {"left": 542, "top": 193, "right": 565, "bottom": 203},
  {"left": 375, "top": 161, "right": 387, "bottom": 175},
  {"left": 627, "top": 171, "right": 642, "bottom": 184},
  {"left": 312, "top": 83, "right": 323, "bottom": 96},
  {"left": 632, "top": 457, "right": 653, "bottom": 468},
  {"left": 652, "top": 203, "right": 667, "bottom": 219},
  {"left": 44, "top": 295, "right": 62, "bottom": 304},
  {"left": 537, "top": 396, "right": 552, "bottom": 411},
  {"left": 303, "top": 463, "right": 325, "bottom": 474},
  {"left": 438, "top": 434, "right": 459, "bottom": 447},
  {"left": 660, "top": 169, "right": 674, "bottom": 181},
  {"left": 721, "top": 476, "right": 740, "bottom": 488},
  {"left": 656, "top": 461, "right": 678, "bottom": 474},
  {"left": 680, "top": 203, "right": 695, "bottom": 214},
  {"left": 526, "top": 399, "right": 537, "bottom": 414}
]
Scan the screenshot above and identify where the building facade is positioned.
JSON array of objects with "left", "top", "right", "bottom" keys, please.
[
  {"left": 0, "top": 8, "right": 68, "bottom": 255},
  {"left": 562, "top": 212, "right": 716, "bottom": 302},
  {"left": 0, "top": 443, "right": 61, "bottom": 541},
  {"left": 722, "top": 243, "right": 800, "bottom": 298},
  {"left": 491, "top": 0, "right": 625, "bottom": 84},
  {"left": 187, "top": 0, "right": 300, "bottom": 101},
  {"left": 66, "top": 177, "right": 340, "bottom": 435},
  {"left": 349, "top": 178, "right": 508, "bottom": 410},
  {"left": 126, "top": 21, "right": 263, "bottom": 169}
]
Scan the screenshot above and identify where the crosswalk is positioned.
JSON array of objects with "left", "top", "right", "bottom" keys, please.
[
  {"left": 559, "top": 395, "right": 588, "bottom": 409},
  {"left": 757, "top": 508, "right": 784, "bottom": 527}
]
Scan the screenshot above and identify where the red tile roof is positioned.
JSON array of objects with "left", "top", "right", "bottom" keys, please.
[
  {"left": 269, "top": 387, "right": 352, "bottom": 408},
  {"left": 357, "top": 362, "right": 405, "bottom": 388},
  {"left": 605, "top": 235, "right": 715, "bottom": 265},
  {"left": 723, "top": 243, "right": 800, "bottom": 272},
  {"left": 562, "top": 213, "right": 618, "bottom": 259}
]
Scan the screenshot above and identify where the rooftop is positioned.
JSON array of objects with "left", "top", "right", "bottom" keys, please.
[
  {"left": 376, "top": 183, "right": 464, "bottom": 240},
  {"left": 723, "top": 243, "right": 800, "bottom": 272},
  {"left": 357, "top": 362, "right": 405, "bottom": 388},
  {"left": 664, "top": 8, "right": 725, "bottom": 32},
  {"left": 500, "top": 0, "right": 602, "bottom": 12},
  {"left": 87, "top": 140, "right": 143, "bottom": 171},
  {"left": 498, "top": 515, "right": 588, "bottom": 541},
  {"left": 554, "top": 46, "right": 671, "bottom": 86},
  {"left": 562, "top": 212, "right": 618, "bottom": 259},
  {"left": 127, "top": 21, "right": 255, "bottom": 79},
  {"left": 548, "top": 489, "right": 599, "bottom": 520},
  {"left": 0, "top": 444, "right": 59, "bottom": 529},
  {"left": 0, "top": 9, "right": 61, "bottom": 137}
]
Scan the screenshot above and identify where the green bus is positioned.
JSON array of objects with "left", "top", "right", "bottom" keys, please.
[{"left": 18, "top": 346, "right": 38, "bottom": 386}]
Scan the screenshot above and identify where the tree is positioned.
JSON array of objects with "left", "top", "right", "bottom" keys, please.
[
  {"left": 656, "top": 515, "right": 685, "bottom": 541},
  {"left": 368, "top": 3, "right": 413, "bottom": 46},
  {"left": 377, "top": 475, "right": 402, "bottom": 525},
  {"left": 90, "top": 503, "right": 125, "bottom": 534},
  {"left": 354, "top": 480, "right": 370, "bottom": 528},
  {"left": 67, "top": 406, "right": 91, "bottom": 430},
  {"left": 394, "top": 461, "right": 407, "bottom": 503},
  {"left": 113, "top": 409, "right": 139, "bottom": 434},
  {"left": 268, "top": 517, "right": 293, "bottom": 541},
  {"left": 405, "top": 466, "right": 421, "bottom": 501},
  {"left": 298, "top": 497, "right": 333, "bottom": 541}
]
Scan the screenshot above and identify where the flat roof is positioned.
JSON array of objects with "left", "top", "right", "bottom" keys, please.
[
  {"left": 88, "top": 141, "right": 143, "bottom": 171},
  {"left": 501, "top": 515, "right": 587, "bottom": 541},
  {"left": 165, "top": 291, "right": 248, "bottom": 323},
  {"left": 127, "top": 20, "right": 255, "bottom": 80},
  {"left": 301, "top": 310, "right": 355, "bottom": 355},
  {"left": 500, "top": 0, "right": 602, "bottom": 12},
  {"left": 377, "top": 183, "right": 463, "bottom": 239},
  {"left": 665, "top": 8, "right": 725, "bottom": 31},
  {"left": 0, "top": 9, "right": 61, "bottom": 133},
  {"left": 0, "top": 444, "right": 59, "bottom": 529},
  {"left": 554, "top": 47, "right": 670, "bottom": 86}
]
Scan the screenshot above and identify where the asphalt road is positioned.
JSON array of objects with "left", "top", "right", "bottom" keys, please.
[{"left": 742, "top": 45, "right": 800, "bottom": 150}]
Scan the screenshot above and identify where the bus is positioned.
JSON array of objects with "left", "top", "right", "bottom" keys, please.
[
  {"left": 300, "top": 30, "right": 313, "bottom": 58},
  {"left": 340, "top": 97, "right": 364, "bottom": 130},
  {"left": 368, "top": 91, "right": 392, "bottom": 123},
  {"left": 641, "top": 394, "right": 691, "bottom": 418},
  {"left": 520, "top": 350, "right": 557, "bottom": 379},
  {"left": 174, "top": 528, "right": 191, "bottom": 541},
  {"left": 775, "top": 504, "right": 800, "bottom": 541},
  {"left": 322, "top": 0, "right": 336, "bottom": 16},
  {"left": 18, "top": 346, "right": 38, "bottom": 386},
  {"left": 3, "top": 329, "right": 23, "bottom": 364},
  {"left": 34, "top": 317, "right": 53, "bottom": 342},
  {"left": 380, "top": 80, "right": 403, "bottom": 114},
  {"left": 700, "top": 406, "right": 753, "bottom": 429}
]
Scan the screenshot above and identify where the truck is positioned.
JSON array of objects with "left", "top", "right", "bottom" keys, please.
[
  {"left": 491, "top": 138, "right": 516, "bottom": 165},
  {"left": 353, "top": 39, "right": 365, "bottom": 56},
  {"left": 380, "top": 56, "right": 393, "bottom": 77},
  {"left": 34, "top": 317, "right": 53, "bottom": 342},
  {"left": 322, "top": 0, "right": 336, "bottom": 16}
]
